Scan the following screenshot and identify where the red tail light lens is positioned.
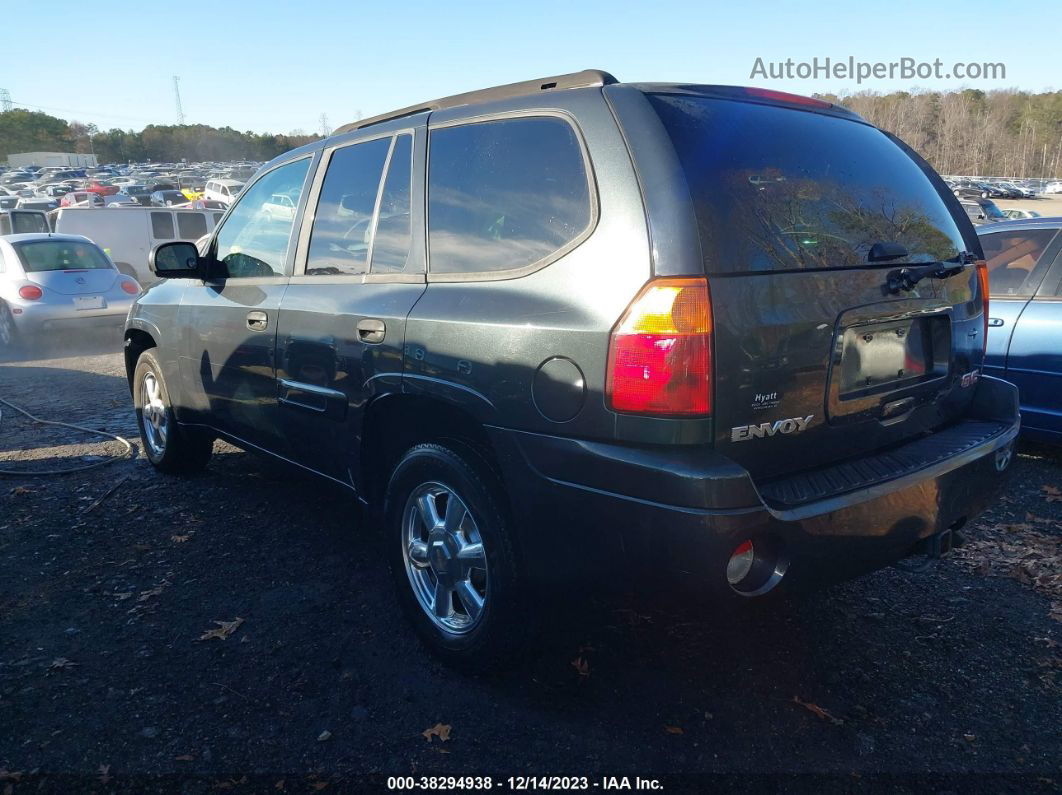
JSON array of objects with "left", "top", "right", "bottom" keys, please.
[
  {"left": 18, "top": 285, "right": 43, "bottom": 300},
  {"left": 606, "top": 278, "right": 713, "bottom": 416},
  {"left": 120, "top": 279, "right": 140, "bottom": 295},
  {"left": 975, "top": 259, "right": 989, "bottom": 353}
]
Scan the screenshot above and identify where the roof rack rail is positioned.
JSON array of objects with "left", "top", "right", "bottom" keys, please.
[{"left": 334, "top": 69, "right": 618, "bottom": 135}]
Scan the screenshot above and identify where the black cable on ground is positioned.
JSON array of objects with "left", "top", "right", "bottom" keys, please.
[{"left": 0, "top": 396, "right": 134, "bottom": 476}]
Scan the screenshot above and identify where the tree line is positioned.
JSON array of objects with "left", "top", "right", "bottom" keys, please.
[
  {"left": 1, "top": 88, "right": 1060, "bottom": 177},
  {"left": 819, "top": 88, "right": 1062, "bottom": 178},
  {"left": 0, "top": 109, "right": 321, "bottom": 164}
]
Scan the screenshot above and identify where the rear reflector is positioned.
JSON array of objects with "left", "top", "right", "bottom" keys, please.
[
  {"left": 120, "top": 279, "right": 140, "bottom": 295},
  {"left": 606, "top": 278, "right": 712, "bottom": 416},
  {"left": 18, "top": 285, "right": 43, "bottom": 300},
  {"left": 975, "top": 259, "right": 989, "bottom": 353},
  {"left": 726, "top": 540, "right": 756, "bottom": 585}
]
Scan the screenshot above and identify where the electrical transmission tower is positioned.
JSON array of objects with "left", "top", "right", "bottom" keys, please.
[
  {"left": 319, "top": 113, "right": 331, "bottom": 137},
  {"left": 0, "top": 88, "right": 12, "bottom": 112},
  {"left": 173, "top": 76, "right": 185, "bottom": 124}
]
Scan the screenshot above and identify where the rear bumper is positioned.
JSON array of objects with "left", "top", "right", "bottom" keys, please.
[{"left": 490, "top": 376, "right": 1020, "bottom": 592}]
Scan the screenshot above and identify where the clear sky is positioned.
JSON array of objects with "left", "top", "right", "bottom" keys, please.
[{"left": 3, "top": 0, "right": 1058, "bottom": 134}]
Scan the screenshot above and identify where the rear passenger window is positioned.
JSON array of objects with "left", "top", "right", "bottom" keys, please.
[
  {"left": 428, "top": 117, "right": 592, "bottom": 274},
  {"left": 150, "top": 212, "right": 174, "bottom": 239},
  {"left": 370, "top": 134, "right": 413, "bottom": 273},
  {"left": 213, "top": 212, "right": 224, "bottom": 225},
  {"left": 306, "top": 137, "right": 390, "bottom": 276},
  {"left": 176, "top": 212, "right": 208, "bottom": 239},
  {"left": 980, "top": 229, "right": 1059, "bottom": 296}
]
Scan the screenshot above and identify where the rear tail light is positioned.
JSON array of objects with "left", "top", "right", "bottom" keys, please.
[
  {"left": 606, "top": 277, "right": 713, "bottom": 416},
  {"left": 975, "top": 259, "right": 989, "bottom": 353},
  {"left": 120, "top": 279, "right": 140, "bottom": 295},
  {"left": 18, "top": 285, "right": 43, "bottom": 300}
]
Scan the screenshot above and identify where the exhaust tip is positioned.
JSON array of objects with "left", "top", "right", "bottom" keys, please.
[{"left": 725, "top": 538, "right": 789, "bottom": 597}]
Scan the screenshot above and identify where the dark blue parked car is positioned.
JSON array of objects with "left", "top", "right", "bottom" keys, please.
[{"left": 980, "top": 218, "right": 1062, "bottom": 443}]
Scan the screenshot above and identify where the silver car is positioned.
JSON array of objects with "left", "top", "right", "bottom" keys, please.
[{"left": 0, "top": 233, "right": 141, "bottom": 347}]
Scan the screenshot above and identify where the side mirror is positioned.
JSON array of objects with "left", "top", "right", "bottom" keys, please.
[{"left": 150, "top": 241, "right": 202, "bottom": 278}]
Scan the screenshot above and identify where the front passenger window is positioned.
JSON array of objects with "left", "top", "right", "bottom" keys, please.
[{"left": 213, "top": 158, "right": 310, "bottom": 279}]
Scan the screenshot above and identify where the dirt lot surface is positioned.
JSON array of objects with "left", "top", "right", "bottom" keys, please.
[{"left": 1, "top": 337, "right": 1060, "bottom": 793}]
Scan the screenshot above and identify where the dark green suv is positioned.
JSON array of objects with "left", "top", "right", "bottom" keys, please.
[{"left": 125, "top": 70, "right": 1019, "bottom": 668}]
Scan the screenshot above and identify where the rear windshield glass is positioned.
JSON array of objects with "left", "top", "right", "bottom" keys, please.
[
  {"left": 648, "top": 94, "right": 966, "bottom": 272},
  {"left": 16, "top": 240, "right": 112, "bottom": 272}
]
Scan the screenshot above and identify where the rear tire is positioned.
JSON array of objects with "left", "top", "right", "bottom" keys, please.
[
  {"left": 133, "top": 350, "right": 213, "bottom": 474},
  {"left": 385, "top": 443, "right": 531, "bottom": 671}
]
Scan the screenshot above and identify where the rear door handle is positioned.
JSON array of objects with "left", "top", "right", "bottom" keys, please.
[
  {"left": 988, "top": 317, "right": 1004, "bottom": 327},
  {"left": 357, "top": 318, "right": 386, "bottom": 344},
  {"left": 246, "top": 311, "right": 268, "bottom": 331}
]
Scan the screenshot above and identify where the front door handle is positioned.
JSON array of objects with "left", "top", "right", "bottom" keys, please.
[
  {"left": 988, "top": 317, "right": 1004, "bottom": 327},
  {"left": 357, "top": 318, "right": 386, "bottom": 344},
  {"left": 246, "top": 310, "right": 268, "bottom": 331}
]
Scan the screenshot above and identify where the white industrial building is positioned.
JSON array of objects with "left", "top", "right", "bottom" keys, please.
[{"left": 7, "top": 152, "right": 99, "bottom": 168}]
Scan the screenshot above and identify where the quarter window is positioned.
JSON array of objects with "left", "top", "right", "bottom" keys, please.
[
  {"left": 427, "top": 117, "right": 592, "bottom": 275},
  {"left": 370, "top": 134, "right": 413, "bottom": 273},
  {"left": 980, "top": 229, "right": 1059, "bottom": 296},
  {"left": 213, "top": 158, "right": 311, "bottom": 279},
  {"left": 150, "top": 211, "right": 175, "bottom": 239},
  {"left": 306, "top": 137, "right": 390, "bottom": 276},
  {"left": 176, "top": 212, "right": 208, "bottom": 240}
]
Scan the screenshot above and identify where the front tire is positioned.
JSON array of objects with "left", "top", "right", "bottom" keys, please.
[
  {"left": 385, "top": 443, "right": 530, "bottom": 670},
  {"left": 133, "top": 350, "right": 213, "bottom": 474}
]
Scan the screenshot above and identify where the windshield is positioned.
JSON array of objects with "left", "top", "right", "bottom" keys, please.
[
  {"left": 648, "top": 94, "right": 966, "bottom": 271},
  {"left": 16, "top": 240, "right": 113, "bottom": 272}
]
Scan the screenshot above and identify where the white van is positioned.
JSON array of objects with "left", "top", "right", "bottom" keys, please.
[
  {"left": 51, "top": 206, "right": 225, "bottom": 284},
  {"left": 203, "top": 179, "right": 245, "bottom": 206}
]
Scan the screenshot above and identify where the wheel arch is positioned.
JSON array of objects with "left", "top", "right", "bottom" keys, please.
[
  {"left": 359, "top": 392, "right": 502, "bottom": 509},
  {"left": 123, "top": 327, "right": 157, "bottom": 392}
]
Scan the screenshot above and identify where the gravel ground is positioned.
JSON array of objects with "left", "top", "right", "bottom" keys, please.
[{"left": 1, "top": 337, "right": 1060, "bottom": 793}]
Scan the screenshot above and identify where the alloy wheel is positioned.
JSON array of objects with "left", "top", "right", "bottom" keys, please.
[
  {"left": 401, "top": 482, "right": 489, "bottom": 635},
  {"left": 140, "top": 371, "right": 169, "bottom": 457}
]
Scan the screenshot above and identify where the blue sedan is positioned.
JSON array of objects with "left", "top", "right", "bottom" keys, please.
[{"left": 979, "top": 218, "right": 1062, "bottom": 443}]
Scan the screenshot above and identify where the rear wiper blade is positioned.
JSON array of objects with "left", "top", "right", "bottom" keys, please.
[{"left": 884, "top": 256, "right": 973, "bottom": 294}]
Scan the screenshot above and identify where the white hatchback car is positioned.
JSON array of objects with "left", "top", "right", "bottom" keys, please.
[{"left": 0, "top": 233, "right": 141, "bottom": 348}]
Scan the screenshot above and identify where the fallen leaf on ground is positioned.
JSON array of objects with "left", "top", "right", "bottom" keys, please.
[
  {"left": 664, "top": 725, "right": 684, "bottom": 735},
  {"left": 422, "top": 723, "right": 452, "bottom": 742},
  {"left": 1042, "top": 485, "right": 1062, "bottom": 503},
  {"left": 9, "top": 486, "right": 34, "bottom": 496},
  {"left": 48, "top": 657, "right": 78, "bottom": 671},
  {"left": 197, "top": 617, "right": 244, "bottom": 641},
  {"left": 171, "top": 534, "right": 190, "bottom": 543},
  {"left": 0, "top": 771, "right": 22, "bottom": 783},
  {"left": 571, "top": 657, "right": 590, "bottom": 678},
  {"left": 317, "top": 730, "right": 332, "bottom": 742},
  {"left": 174, "top": 755, "right": 195, "bottom": 761},
  {"left": 792, "top": 696, "right": 844, "bottom": 725},
  {"left": 98, "top": 764, "right": 111, "bottom": 785}
]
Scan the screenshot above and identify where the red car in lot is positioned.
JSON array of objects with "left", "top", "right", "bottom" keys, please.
[{"left": 85, "top": 181, "right": 120, "bottom": 197}]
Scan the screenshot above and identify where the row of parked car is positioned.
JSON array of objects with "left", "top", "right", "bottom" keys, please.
[
  {"left": 944, "top": 176, "right": 1062, "bottom": 198},
  {"left": 0, "top": 161, "right": 256, "bottom": 213}
]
